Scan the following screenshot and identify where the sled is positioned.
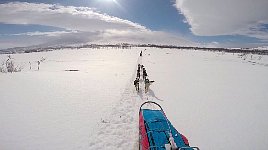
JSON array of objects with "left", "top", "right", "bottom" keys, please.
[{"left": 139, "top": 101, "right": 199, "bottom": 150}]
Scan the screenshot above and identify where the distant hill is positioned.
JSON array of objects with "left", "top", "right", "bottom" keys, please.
[{"left": 1, "top": 43, "right": 268, "bottom": 55}]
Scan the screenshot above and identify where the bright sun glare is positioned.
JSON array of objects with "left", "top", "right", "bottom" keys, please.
[
  {"left": 97, "top": 0, "right": 121, "bottom": 8},
  {"left": 99, "top": 0, "right": 117, "bottom": 2}
]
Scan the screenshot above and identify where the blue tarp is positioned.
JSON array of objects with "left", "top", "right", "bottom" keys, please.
[{"left": 142, "top": 109, "right": 188, "bottom": 149}]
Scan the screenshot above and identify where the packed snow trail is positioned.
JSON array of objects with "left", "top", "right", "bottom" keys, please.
[
  {"left": 88, "top": 56, "right": 145, "bottom": 149},
  {"left": 88, "top": 88, "right": 140, "bottom": 149}
]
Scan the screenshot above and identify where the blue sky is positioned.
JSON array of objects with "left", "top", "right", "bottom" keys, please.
[{"left": 0, "top": 0, "right": 268, "bottom": 49}]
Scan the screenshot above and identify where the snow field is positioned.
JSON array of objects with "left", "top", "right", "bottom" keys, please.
[
  {"left": 141, "top": 49, "right": 268, "bottom": 150},
  {"left": 1, "top": 47, "right": 268, "bottom": 150},
  {"left": 0, "top": 48, "right": 141, "bottom": 150}
]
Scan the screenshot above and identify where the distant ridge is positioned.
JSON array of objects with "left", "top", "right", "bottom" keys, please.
[{"left": 1, "top": 43, "right": 268, "bottom": 55}]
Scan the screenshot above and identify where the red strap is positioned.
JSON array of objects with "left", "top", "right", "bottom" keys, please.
[{"left": 181, "top": 134, "right": 189, "bottom": 146}]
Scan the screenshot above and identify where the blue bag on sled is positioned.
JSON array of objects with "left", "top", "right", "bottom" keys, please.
[{"left": 139, "top": 101, "right": 200, "bottom": 150}]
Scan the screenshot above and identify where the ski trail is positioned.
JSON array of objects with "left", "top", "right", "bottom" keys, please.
[{"left": 88, "top": 56, "right": 144, "bottom": 150}]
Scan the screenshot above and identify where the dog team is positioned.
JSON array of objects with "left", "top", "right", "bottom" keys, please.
[{"left": 134, "top": 63, "right": 154, "bottom": 93}]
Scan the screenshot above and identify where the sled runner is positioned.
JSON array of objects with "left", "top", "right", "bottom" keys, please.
[{"left": 139, "top": 101, "right": 199, "bottom": 150}]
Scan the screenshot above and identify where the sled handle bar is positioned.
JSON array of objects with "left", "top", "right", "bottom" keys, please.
[
  {"left": 139, "top": 101, "right": 164, "bottom": 113},
  {"left": 178, "top": 147, "right": 200, "bottom": 150}
]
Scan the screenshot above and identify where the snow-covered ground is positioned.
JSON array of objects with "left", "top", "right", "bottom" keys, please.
[{"left": 0, "top": 48, "right": 268, "bottom": 150}]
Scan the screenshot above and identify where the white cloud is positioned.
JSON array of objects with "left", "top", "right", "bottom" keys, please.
[
  {"left": 175, "top": 0, "right": 268, "bottom": 40},
  {"left": 0, "top": 30, "right": 196, "bottom": 49},
  {"left": 95, "top": 30, "right": 195, "bottom": 45},
  {"left": 10, "top": 31, "right": 77, "bottom": 36},
  {"left": 0, "top": 2, "right": 196, "bottom": 49},
  {"left": 0, "top": 2, "right": 146, "bottom": 32}
]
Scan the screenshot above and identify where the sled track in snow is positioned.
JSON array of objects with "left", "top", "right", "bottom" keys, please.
[{"left": 88, "top": 56, "right": 144, "bottom": 149}]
